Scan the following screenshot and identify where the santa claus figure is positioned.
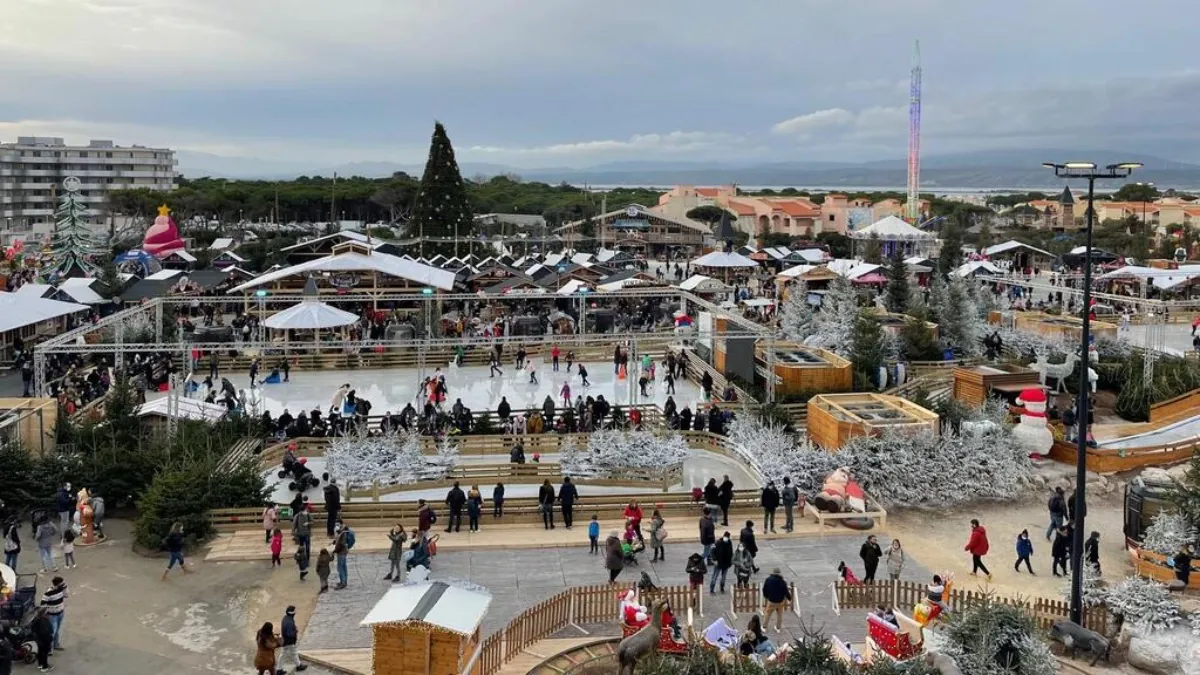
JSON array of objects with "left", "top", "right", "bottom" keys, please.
[
  {"left": 1011, "top": 387, "right": 1053, "bottom": 457},
  {"left": 618, "top": 590, "right": 650, "bottom": 629}
]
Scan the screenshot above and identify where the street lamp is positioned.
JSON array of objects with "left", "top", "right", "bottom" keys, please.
[{"left": 1042, "top": 160, "right": 1141, "bottom": 625}]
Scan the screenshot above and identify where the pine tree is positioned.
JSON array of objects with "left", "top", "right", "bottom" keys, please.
[
  {"left": 1142, "top": 511, "right": 1199, "bottom": 555},
  {"left": 931, "top": 275, "right": 985, "bottom": 356},
  {"left": 45, "top": 188, "right": 101, "bottom": 280},
  {"left": 884, "top": 248, "right": 909, "bottom": 313},
  {"left": 863, "top": 231, "right": 883, "bottom": 264},
  {"left": 779, "top": 281, "right": 815, "bottom": 343},
  {"left": 410, "top": 122, "right": 474, "bottom": 258},
  {"left": 938, "top": 221, "right": 964, "bottom": 276},
  {"left": 850, "top": 310, "right": 886, "bottom": 389},
  {"left": 806, "top": 275, "right": 859, "bottom": 356}
]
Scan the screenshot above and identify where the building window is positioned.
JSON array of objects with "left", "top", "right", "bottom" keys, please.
[{"left": 829, "top": 214, "right": 835, "bottom": 221}]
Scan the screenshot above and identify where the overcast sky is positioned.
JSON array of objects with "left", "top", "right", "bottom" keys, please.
[{"left": 3, "top": 0, "right": 1198, "bottom": 170}]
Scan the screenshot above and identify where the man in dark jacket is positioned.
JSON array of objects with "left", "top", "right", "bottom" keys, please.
[
  {"left": 559, "top": 477, "right": 578, "bottom": 528},
  {"left": 31, "top": 608, "right": 54, "bottom": 671},
  {"left": 445, "top": 482, "right": 466, "bottom": 533},
  {"left": 859, "top": 535, "right": 883, "bottom": 582},
  {"left": 55, "top": 483, "right": 73, "bottom": 533},
  {"left": 497, "top": 397, "right": 511, "bottom": 423},
  {"left": 1046, "top": 487, "right": 1066, "bottom": 541},
  {"left": 280, "top": 605, "right": 308, "bottom": 672},
  {"left": 0, "top": 634, "right": 13, "bottom": 675},
  {"left": 1084, "top": 531, "right": 1101, "bottom": 574},
  {"left": 760, "top": 481, "right": 780, "bottom": 533},
  {"left": 1052, "top": 524, "right": 1072, "bottom": 577},
  {"left": 698, "top": 508, "right": 716, "bottom": 565},
  {"left": 718, "top": 475, "right": 734, "bottom": 526},
  {"left": 703, "top": 478, "right": 721, "bottom": 516},
  {"left": 761, "top": 568, "right": 793, "bottom": 632},
  {"left": 709, "top": 532, "right": 734, "bottom": 594},
  {"left": 324, "top": 480, "right": 341, "bottom": 537},
  {"left": 739, "top": 520, "right": 759, "bottom": 573},
  {"left": 780, "top": 477, "right": 799, "bottom": 533}
]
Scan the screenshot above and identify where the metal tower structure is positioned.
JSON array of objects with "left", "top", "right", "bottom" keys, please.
[{"left": 906, "top": 40, "right": 922, "bottom": 223}]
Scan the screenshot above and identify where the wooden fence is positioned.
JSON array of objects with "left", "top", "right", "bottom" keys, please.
[{"left": 833, "top": 580, "right": 1109, "bottom": 633}]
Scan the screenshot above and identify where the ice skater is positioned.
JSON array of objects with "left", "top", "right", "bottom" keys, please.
[
  {"left": 528, "top": 361, "right": 538, "bottom": 385},
  {"left": 560, "top": 381, "right": 571, "bottom": 408},
  {"left": 489, "top": 352, "right": 503, "bottom": 378},
  {"left": 566, "top": 350, "right": 575, "bottom": 372},
  {"left": 577, "top": 363, "right": 589, "bottom": 387}
]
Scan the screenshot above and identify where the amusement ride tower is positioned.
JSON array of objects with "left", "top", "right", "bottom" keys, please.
[{"left": 906, "top": 40, "right": 922, "bottom": 223}]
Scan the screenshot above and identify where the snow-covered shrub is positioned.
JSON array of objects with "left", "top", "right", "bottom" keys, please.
[
  {"left": 779, "top": 280, "right": 814, "bottom": 343},
  {"left": 938, "top": 601, "right": 1057, "bottom": 675},
  {"left": 1141, "top": 511, "right": 1199, "bottom": 555},
  {"left": 1060, "top": 563, "right": 1107, "bottom": 608},
  {"left": 1105, "top": 576, "right": 1181, "bottom": 632},
  {"left": 804, "top": 275, "right": 858, "bottom": 357},
  {"left": 324, "top": 431, "right": 449, "bottom": 488},
  {"left": 1189, "top": 609, "right": 1200, "bottom": 637},
  {"left": 561, "top": 430, "right": 689, "bottom": 478}
]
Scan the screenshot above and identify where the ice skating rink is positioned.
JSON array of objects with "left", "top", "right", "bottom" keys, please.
[{"left": 167, "top": 359, "right": 707, "bottom": 418}]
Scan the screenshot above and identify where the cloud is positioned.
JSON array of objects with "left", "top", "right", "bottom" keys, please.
[
  {"left": 772, "top": 109, "right": 856, "bottom": 136},
  {"left": 468, "top": 131, "right": 740, "bottom": 157}
]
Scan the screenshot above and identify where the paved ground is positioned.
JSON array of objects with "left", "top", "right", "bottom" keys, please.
[{"left": 303, "top": 533, "right": 930, "bottom": 652}]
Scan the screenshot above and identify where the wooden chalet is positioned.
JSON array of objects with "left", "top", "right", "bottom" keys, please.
[
  {"left": 281, "top": 231, "right": 402, "bottom": 265},
  {"left": 362, "top": 581, "right": 491, "bottom": 675},
  {"left": 556, "top": 204, "right": 709, "bottom": 256}
]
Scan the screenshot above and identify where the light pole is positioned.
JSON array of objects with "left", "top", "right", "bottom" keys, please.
[{"left": 1042, "top": 161, "right": 1141, "bottom": 625}]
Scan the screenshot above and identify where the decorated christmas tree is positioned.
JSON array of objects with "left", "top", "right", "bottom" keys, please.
[
  {"left": 410, "top": 122, "right": 474, "bottom": 258},
  {"left": 44, "top": 180, "right": 102, "bottom": 280}
]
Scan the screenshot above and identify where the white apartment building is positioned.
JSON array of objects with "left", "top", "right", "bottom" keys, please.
[{"left": 0, "top": 137, "right": 177, "bottom": 242}]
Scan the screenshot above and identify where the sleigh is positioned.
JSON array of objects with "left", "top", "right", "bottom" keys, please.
[{"left": 866, "top": 612, "right": 925, "bottom": 662}]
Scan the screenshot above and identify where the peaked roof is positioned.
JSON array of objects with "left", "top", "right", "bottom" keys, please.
[
  {"left": 0, "top": 292, "right": 89, "bottom": 332},
  {"left": 1059, "top": 186, "right": 1075, "bottom": 205},
  {"left": 850, "top": 215, "right": 935, "bottom": 240},
  {"left": 361, "top": 581, "right": 492, "bottom": 635},
  {"left": 228, "top": 250, "right": 456, "bottom": 293},
  {"left": 691, "top": 250, "right": 758, "bottom": 268}
]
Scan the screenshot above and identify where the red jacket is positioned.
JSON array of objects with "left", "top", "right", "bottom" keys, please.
[
  {"left": 965, "top": 526, "right": 989, "bottom": 556},
  {"left": 623, "top": 505, "right": 643, "bottom": 526}
]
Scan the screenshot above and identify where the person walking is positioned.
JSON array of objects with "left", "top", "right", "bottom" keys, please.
[
  {"left": 315, "top": 549, "right": 331, "bottom": 591},
  {"left": 253, "top": 622, "right": 281, "bottom": 675},
  {"left": 1084, "top": 531, "right": 1101, "bottom": 574},
  {"left": 445, "top": 482, "right": 466, "bottom": 533},
  {"left": 762, "top": 568, "right": 792, "bottom": 633},
  {"left": 332, "top": 523, "right": 351, "bottom": 589},
  {"left": 885, "top": 539, "right": 905, "bottom": 580},
  {"left": 560, "top": 381, "right": 571, "bottom": 409},
  {"left": 648, "top": 510, "right": 667, "bottom": 562},
  {"left": 54, "top": 483, "right": 72, "bottom": 534},
  {"left": 417, "top": 499, "right": 435, "bottom": 534},
  {"left": 31, "top": 608, "right": 54, "bottom": 672},
  {"left": 1046, "top": 487, "right": 1066, "bottom": 541},
  {"left": 384, "top": 525, "right": 407, "bottom": 581},
  {"left": 492, "top": 482, "right": 505, "bottom": 518},
  {"left": 90, "top": 491, "right": 105, "bottom": 540},
  {"left": 709, "top": 531, "right": 733, "bottom": 594},
  {"left": 1051, "top": 524, "right": 1072, "bottom": 577},
  {"left": 604, "top": 532, "right": 624, "bottom": 583},
  {"left": 780, "top": 477, "right": 798, "bottom": 533},
  {"left": 1014, "top": 530, "right": 1034, "bottom": 574},
  {"left": 698, "top": 508, "right": 716, "bottom": 566},
  {"left": 40, "top": 576, "right": 67, "bottom": 651},
  {"left": 538, "top": 480, "right": 556, "bottom": 530},
  {"left": 718, "top": 475, "right": 734, "bottom": 527},
  {"left": 262, "top": 503, "right": 277, "bottom": 545},
  {"left": 268, "top": 528, "right": 283, "bottom": 567},
  {"left": 293, "top": 543, "right": 310, "bottom": 582},
  {"left": 760, "top": 481, "right": 779, "bottom": 534},
  {"left": 739, "top": 520, "right": 759, "bottom": 574},
  {"left": 35, "top": 516, "right": 57, "bottom": 574},
  {"left": 280, "top": 606, "right": 308, "bottom": 673},
  {"left": 964, "top": 519, "right": 992, "bottom": 581},
  {"left": 162, "top": 522, "right": 191, "bottom": 580},
  {"left": 323, "top": 480, "right": 341, "bottom": 538},
  {"left": 859, "top": 535, "right": 883, "bottom": 583},
  {"left": 4, "top": 519, "right": 21, "bottom": 570},
  {"left": 466, "top": 485, "right": 483, "bottom": 532},
  {"left": 559, "top": 477, "right": 578, "bottom": 529}
]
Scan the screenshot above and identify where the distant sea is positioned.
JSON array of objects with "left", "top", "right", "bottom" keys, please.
[{"left": 581, "top": 184, "right": 1117, "bottom": 196}]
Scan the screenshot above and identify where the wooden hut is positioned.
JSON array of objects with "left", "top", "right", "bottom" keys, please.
[
  {"left": 1013, "top": 311, "right": 1117, "bottom": 342},
  {"left": 361, "top": 581, "right": 492, "bottom": 675},
  {"left": 951, "top": 363, "right": 1042, "bottom": 406},
  {"left": 757, "top": 343, "right": 852, "bottom": 395},
  {"left": 807, "top": 393, "right": 939, "bottom": 451}
]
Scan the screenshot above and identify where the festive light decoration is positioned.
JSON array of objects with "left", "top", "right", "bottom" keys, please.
[
  {"left": 324, "top": 431, "right": 457, "bottom": 488},
  {"left": 561, "top": 430, "right": 689, "bottom": 478},
  {"left": 44, "top": 180, "right": 102, "bottom": 280}
]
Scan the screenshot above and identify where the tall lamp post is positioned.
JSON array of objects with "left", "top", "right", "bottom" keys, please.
[{"left": 1042, "top": 161, "right": 1141, "bottom": 624}]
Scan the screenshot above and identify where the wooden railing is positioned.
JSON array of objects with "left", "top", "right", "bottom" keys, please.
[
  {"left": 1048, "top": 436, "right": 1199, "bottom": 474},
  {"left": 833, "top": 580, "right": 1109, "bottom": 633}
]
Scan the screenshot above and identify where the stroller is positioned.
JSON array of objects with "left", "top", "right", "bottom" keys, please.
[
  {"left": 622, "top": 538, "right": 645, "bottom": 567},
  {"left": 733, "top": 546, "right": 753, "bottom": 588},
  {"left": 1, "top": 573, "right": 38, "bottom": 664}
]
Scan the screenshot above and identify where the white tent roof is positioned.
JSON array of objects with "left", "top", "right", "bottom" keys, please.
[
  {"left": 826, "top": 259, "right": 881, "bottom": 280},
  {"left": 0, "top": 292, "right": 89, "bottom": 333},
  {"left": 777, "top": 264, "right": 817, "bottom": 279},
  {"left": 216, "top": 251, "right": 246, "bottom": 262},
  {"left": 557, "top": 279, "right": 591, "bottom": 295},
  {"left": 1100, "top": 265, "right": 1200, "bottom": 290},
  {"left": 146, "top": 269, "right": 183, "bottom": 280},
  {"left": 208, "top": 237, "right": 235, "bottom": 251},
  {"left": 679, "top": 274, "right": 731, "bottom": 292},
  {"left": 691, "top": 251, "right": 758, "bottom": 268},
  {"left": 264, "top": 301, "right": 359, "bottom": 330},
  {"left": 361, "top": 581, "right": 491, "bottom": 635},
  {"left": 229, "top": 251, "right": 456, "bottom": 293},
  {"left": 984, "top": 240, "right": 1055, "bottom": 259},
  {"left": 163, "top": 250, "right": 197, "bottom": 262},
  {"left": 954, "top": 261, "right": 1004, "bottom": 278},
  {"left": 15, "top": 283, "right": 53, "bottom": 298},
  {"left": 850, "top": 215, "right": 934, "bottom": 240},
  {"left": 57, "top": 278, "right": 107, "bottom": 305},
  {"left": 793, "top": 249, "right": 827, "bottom": 263},
  {"left": 136, "top": 397, "right": 228, "bottom": 423}
]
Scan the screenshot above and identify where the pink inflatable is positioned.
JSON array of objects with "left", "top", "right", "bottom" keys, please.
[{"left": 143, "top": 205, "right": 186, "bottom": 257}]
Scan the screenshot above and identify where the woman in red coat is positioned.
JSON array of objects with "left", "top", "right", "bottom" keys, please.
[
  {"left": 623, "top": 500, "right": 644, "bottom": 541},
  {"left": 964, "top": 518, "right": 992, "bottom": 581}
]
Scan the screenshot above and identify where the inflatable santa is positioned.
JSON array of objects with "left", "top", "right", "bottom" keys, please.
[
  {"left": 1011, "top": 387, "right": 1053, "bottom": 457},
  {"left": 618, "top": 590, "right": 650, "bottom": 629}
]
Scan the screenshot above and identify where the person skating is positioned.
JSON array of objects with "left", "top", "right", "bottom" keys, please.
[
  {"left": 528, "top": 361, "right": 538, "bottom": 385},
  {"left": 489, "top": 352, "right": 503, "bottom": 377},
  {"left": 445, "top": 482, "right": 466, "bottom": 533},
  {"left": 577, "top": 364, "right": 589, "bottom": 387},
  {"left": 1015, "top": 529, "right": 1035, "bottom": 574},
  {"left": 709, "top": 531, "right": 734, "bottom": 594},
  {"left": 760, "top": 481, "right": 779, "bottom": 534},
  {"left": 859, "top": 535, "right": 882, "bottom": 583},
  {"left": 964, "top": 519, "right": 992, "bottom": 581}
]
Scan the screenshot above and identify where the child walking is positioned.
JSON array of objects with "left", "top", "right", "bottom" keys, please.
[
  {"left": 588, "top": 515, "right": 600, "bottom": 554},
  {"left": 293, "top": 544, "right": 309, "bottom": 581},
  {"left": 62, "top": 529, "right": 77, "bottom": 569},
  {"left": 270, "top": 528, "right": 283, "bottom": 567},
  {"left": 316, "top": 549, "right": 331, "bottom": 592}
]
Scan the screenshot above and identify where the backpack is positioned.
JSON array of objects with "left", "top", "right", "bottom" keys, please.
[
  {"left": 429, "top": 510, "right": 438, "bottom": 525},
  {"left": 344, "top": 528, "right": 357, "bottom": 550}
]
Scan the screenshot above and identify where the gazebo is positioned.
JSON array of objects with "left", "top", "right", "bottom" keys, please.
[
  {"left": 263, "top": 278, "right": 359, "bottom": 348},
  {"left": 690, "top": 250, "right": 759, "bottom": 283},
  {"left": 849, "top": 216, "right": 936, "bottom": 258}
]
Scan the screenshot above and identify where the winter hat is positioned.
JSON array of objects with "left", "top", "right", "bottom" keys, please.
[{"left": 286, "top": 606, "right": 296, "bottom": 615}]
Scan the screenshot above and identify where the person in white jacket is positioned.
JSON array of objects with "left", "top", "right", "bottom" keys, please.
[{"left": 329, "top": 383, "right": 350, "bottom": 413}]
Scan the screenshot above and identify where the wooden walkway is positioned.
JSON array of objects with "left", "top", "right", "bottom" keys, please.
[{"left": 301, "top": 647, "right": 372, "bottom": 675}]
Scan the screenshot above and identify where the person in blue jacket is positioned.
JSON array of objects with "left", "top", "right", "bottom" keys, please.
[{"left": 1014, "top": 529, "right": 1035, "bottom": 574}]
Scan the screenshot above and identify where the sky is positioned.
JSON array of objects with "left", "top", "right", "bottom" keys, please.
[{"left": 3, "top": 0, "right": 1199, "bottom": 173}]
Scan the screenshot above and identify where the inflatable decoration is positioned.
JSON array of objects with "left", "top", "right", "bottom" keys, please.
[
  {"left": 812, "top": 467, "right": 865, "bottom": 513},
  {"left": 143, "top": 204, "right": 186, "bottom": 257},
  {"left": 1011, "top": 387, "right": 1053, "bottom": 457}
]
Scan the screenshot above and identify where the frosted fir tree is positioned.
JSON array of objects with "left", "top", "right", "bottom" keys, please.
[
  {"left": 563, "top": 430, "right": 689, "bottom": 478},
  {"left": 937, "top": 600, "right": 1057, "bottom": 675},
  {"left": 931, "top": 275, "right": 986, "bottom": 356},
  {"left": 1105, "top": 576, "right": 1181, "bottom": 632},
  {"left": 324, "top": 430, "right": 448, "bottom": 489},
  {"left": 1060, "top": 563, "right": 1107, "bottom": 608},
  {"left": 44, "top": 181, "right": 102, "bottom": 280},
  {"left": 804, "top": 275, "right": 859, "bottom": 356},
  {"left": 1141, "top": 511, "right": 1199, "bottom": 555},
  {"left": 779, "top": 281, "right": 815, "bottom": 343}
]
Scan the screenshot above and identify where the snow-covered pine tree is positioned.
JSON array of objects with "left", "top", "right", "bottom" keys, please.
[
  {"left": 931, "top": 275, "right": 986, "bottom": 356},
  {"left": 1105, "top": 576, "right": 1181, "bottom": 632},
  {"left": 850, "top": 309, "right": 886, "bottom": 389},
  {"left": 805, "top": 274, "right": 859, "bottom": 356},
  {"left": 1141, "top": 511, "right": 1199, "bottom": 555},
  {"left": 324, "top": 430, "right": 441, "bottom": 489},
  {"left": 884, "top": 248, "right": 909, "bottom": 313},
  {"left": 45, "top": 186, "right": 101, "bottom": 280},
  {"left": 1060, "top": 563, "right": 1107, "bottom": 608},
  {"left": 410, "top": 122, "right": 474, "bottom": 258},
  {"left": 779, "top": 281, "right": 815, "bottom": 343},
  {"left": 563, "top": 430, "right": 689, "bottom": 478}
]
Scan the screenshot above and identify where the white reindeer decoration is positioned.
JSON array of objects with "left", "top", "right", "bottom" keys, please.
[{"left": 1033, "top": 348, "right": 1080, "bottom": 394}]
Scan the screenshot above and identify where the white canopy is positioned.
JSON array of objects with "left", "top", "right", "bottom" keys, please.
[
  {"left": 777, "top": 264, "right": 817, "bottom": 279},
  {"left": 361, "top": 581, "right": 491, "bottom": 636},
  {"left": 954, "top": 261, "right": 1004, "bottom": 278},
  {"left": 826, "top": 259, "right": 881, "bottom": 280},
  {"left": 691, "top": 251, "right": 758, "bottom": 268},
  {"left": 15, "top": 283, "right": 53, "bottom": 298},
  {"left": 679, "top": 274, "right": 731, "bottom": 292},
  {"left": 557, "top": 279, "right": 591, "bottom": 295},
  {"left": 0, "top": 292, "right": 89, "bottom": 333},
  {"left": 984, "top": 240, "right": 1055, "bottom": 259},
  {"left": 228, "top": 250, "right": 456, "bottom": 293},
  {"left": 850, "top": 215, "right": 935, "bottom": 240},
  {"left": 264, "top": 301, "right": 359, "bottom": 330},
  {"left": 1099, "top": 265, "right": 1200, "bottom": 290}
]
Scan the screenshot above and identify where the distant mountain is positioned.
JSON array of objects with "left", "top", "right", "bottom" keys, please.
[{"left": 175, "top": 149, "right": 1200, "bottom": 189}]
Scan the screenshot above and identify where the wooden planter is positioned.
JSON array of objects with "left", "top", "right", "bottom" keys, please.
[
  {"left": 951, "top": 364, "right": 1042, "bottom": 406},
  {"left": 757, "top": 343, "right": 852, "bottom": 395},
  {"left": 807, "top": 393, "right": 939, "bottom": 451}
]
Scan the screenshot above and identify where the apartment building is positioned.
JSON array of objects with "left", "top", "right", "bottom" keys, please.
[{"left": 0, "top": 137, "right": 177, "bottom": 241}]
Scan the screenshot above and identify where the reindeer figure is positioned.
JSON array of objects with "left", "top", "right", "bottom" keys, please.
[
  {"left": 1033, "top": 348, "right": 1079, "bottom": 394},
  {"left": 617, "top": 598, "right": 669, "bottom": 675}
]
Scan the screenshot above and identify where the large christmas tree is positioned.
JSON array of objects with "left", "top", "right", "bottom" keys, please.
[
  {"left": 45, "top": 183, "right": 102, "bottom": 280},
  {"left": 410, "top": 122, "right": 474, "bottom": 258}
]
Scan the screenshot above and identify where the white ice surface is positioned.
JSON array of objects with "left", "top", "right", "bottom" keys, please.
[{"left": 1098, "top": 415, "right": 1200, "bottom": 450}]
